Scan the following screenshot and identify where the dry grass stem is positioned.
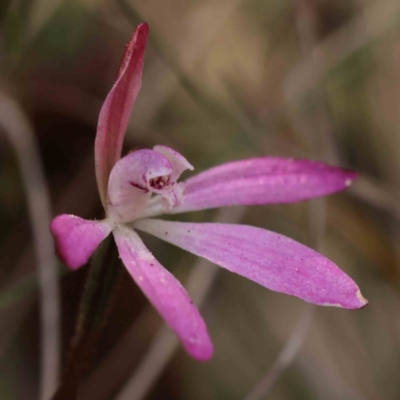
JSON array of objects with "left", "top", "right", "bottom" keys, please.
[{"left": 0, "top": 92, "right": 61, "bottom": 400}]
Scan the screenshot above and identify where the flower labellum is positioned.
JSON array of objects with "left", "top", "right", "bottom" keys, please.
[{"left": 51, "top": 23, "right": 367, "bottom": 361}]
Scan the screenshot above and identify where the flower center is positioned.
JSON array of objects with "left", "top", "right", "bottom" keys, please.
[
  {"left": 149, "top": 175, "right": 170, "bottom": 190},
  {"left": 107, "top": 147, "right": 193, "bottom": 224}
]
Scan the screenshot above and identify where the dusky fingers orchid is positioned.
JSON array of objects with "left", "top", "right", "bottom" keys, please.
[{"left": 50, "top": 23, "right": 367, "bottom": 361}]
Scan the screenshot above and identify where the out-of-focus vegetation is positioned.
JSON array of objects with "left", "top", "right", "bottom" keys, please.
[{"left": 1, "top": 0, "right": 400, "bottom": 399}]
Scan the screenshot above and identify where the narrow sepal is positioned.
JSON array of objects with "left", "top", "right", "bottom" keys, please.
[
  {"left": 114, "top": 225, "right": 213, "bottom": 360},
  {"left": 95, "top": 23, "right": 149, "bottom": 206},
  {"left": 144, "top": 158, "right": 357, "bottom": 216},
  {"left": 134, "top": 219, "right": 367, "bottom": 309}
]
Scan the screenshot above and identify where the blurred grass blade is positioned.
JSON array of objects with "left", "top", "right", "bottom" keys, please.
[
  {"left": 0, "top": 92, "right": 61, "bottom": 400},
  {"left": 244, "top": 307, "right": 314, "bottom": 400}
]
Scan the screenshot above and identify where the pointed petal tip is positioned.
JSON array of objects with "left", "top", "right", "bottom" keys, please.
[
  {"left": 355, "top": 289, "right": 369, "bottom": 308},
  {"left": 343, "top": 288, "right": 368, "bottom": 310},
  {"left": 129, "top": 23, "right": 149, "bottom": 55},
  {"left": 137, "top": 22, "right": 149, "bottom": 35},
  {"left": 343, "top": 170, "right": 359, "bottom": 188},
  {"left": 322, "top": 289, "right": 368, "bottom": 310},
  {"left": 119, "top": 22, "right": 149, "bottom": 75},
  {"left": 128, "top": 22, "right": 149, "bottom": 55}
]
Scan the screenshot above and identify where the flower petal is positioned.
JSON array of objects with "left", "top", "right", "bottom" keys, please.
[
  {"left": 50, "top": 215, "right": 111, "bottom": 270},
  {"left": 134, "top": 219, "right": 367, "bottom": 309},
  {"left": 113, "top": 225, "right": 213, "bottom": 360},
  {"left": 95, "top": 23, "right": 149, "bottom": 206},
  {"left": 143, "top": 158, "right": 357, "bottom": 216},
  {"left": 153, "top": 145, "right": 194, "bottom": 181}
]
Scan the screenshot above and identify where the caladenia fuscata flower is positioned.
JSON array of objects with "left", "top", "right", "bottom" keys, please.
[{"left": 51, "top": 23, "right": 367, "bottom": 361}]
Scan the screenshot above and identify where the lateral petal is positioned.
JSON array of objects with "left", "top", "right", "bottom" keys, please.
[
  {"left": 113, "top": 225, "right": 213, "bottom": 360},
  {"left": 50, "top": 215, "right": 111, "bottom": 270},
  {"left": 134, "top": 219, "right": 367, "bottom": 309},
  {"left": 95, "top": 23, "right": 149, "bottom": 206},
  {"left": 143, "top": 158, "right": 357, "bottom": 216}
]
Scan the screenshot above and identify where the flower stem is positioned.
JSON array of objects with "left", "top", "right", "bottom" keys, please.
[{"left": 52, "top": 235, "right": 122, "bottom": 400}]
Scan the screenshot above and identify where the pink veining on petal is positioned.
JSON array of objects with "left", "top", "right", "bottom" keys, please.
[
  {"left": 145, "top": 158, "right": 357, "bottom": 216},
  {"left": 95, "top": 23, "right": 149, "bottom": 206},
  {"left": 134, "top": 219, "right": 368, "bottom": 309},
  {"left": 113, "top": 225, "right": 213, "bottom": 360},
  {"left": 50, "top": 215, "right": 111, "bottom": 270},
  {"left": 153, "top": 145, "right": 194, "bottom": 181}
]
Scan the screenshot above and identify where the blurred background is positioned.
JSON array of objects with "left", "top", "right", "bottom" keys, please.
[{"left": 1, "top": 0, "right": 400, "bottom": 399}]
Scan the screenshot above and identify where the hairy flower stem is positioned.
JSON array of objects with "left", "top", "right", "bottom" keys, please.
[{"left": 52, "top": 235, "right": 122, "bottom": 400}]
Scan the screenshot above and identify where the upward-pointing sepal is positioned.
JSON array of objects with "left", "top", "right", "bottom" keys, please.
[{"left": 95, "top": 23, "right": 149, "bottom": 206}]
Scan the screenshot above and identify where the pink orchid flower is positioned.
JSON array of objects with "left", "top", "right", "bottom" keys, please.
[{"left": 51, "top": 23, "right": 367, "bottom": 361}]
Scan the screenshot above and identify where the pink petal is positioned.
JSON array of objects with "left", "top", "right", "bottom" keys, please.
[
  {"left": 50, "top": 215, "right": 111, "bottom": 270},
  {"left": 144, "top": 158, "right": 357, "bottom": 216},
  {"left": 134, "top": 219, "right": 368, "bottom": 309},
  {"left": 95, "top": 23, "right": 149, "bottom": 206},
  {"left": 113, "top": 225, "right": 213, "bottom": 360},
  {"left": 153, "top": 145, "right": 194, "bottom": 181}
]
